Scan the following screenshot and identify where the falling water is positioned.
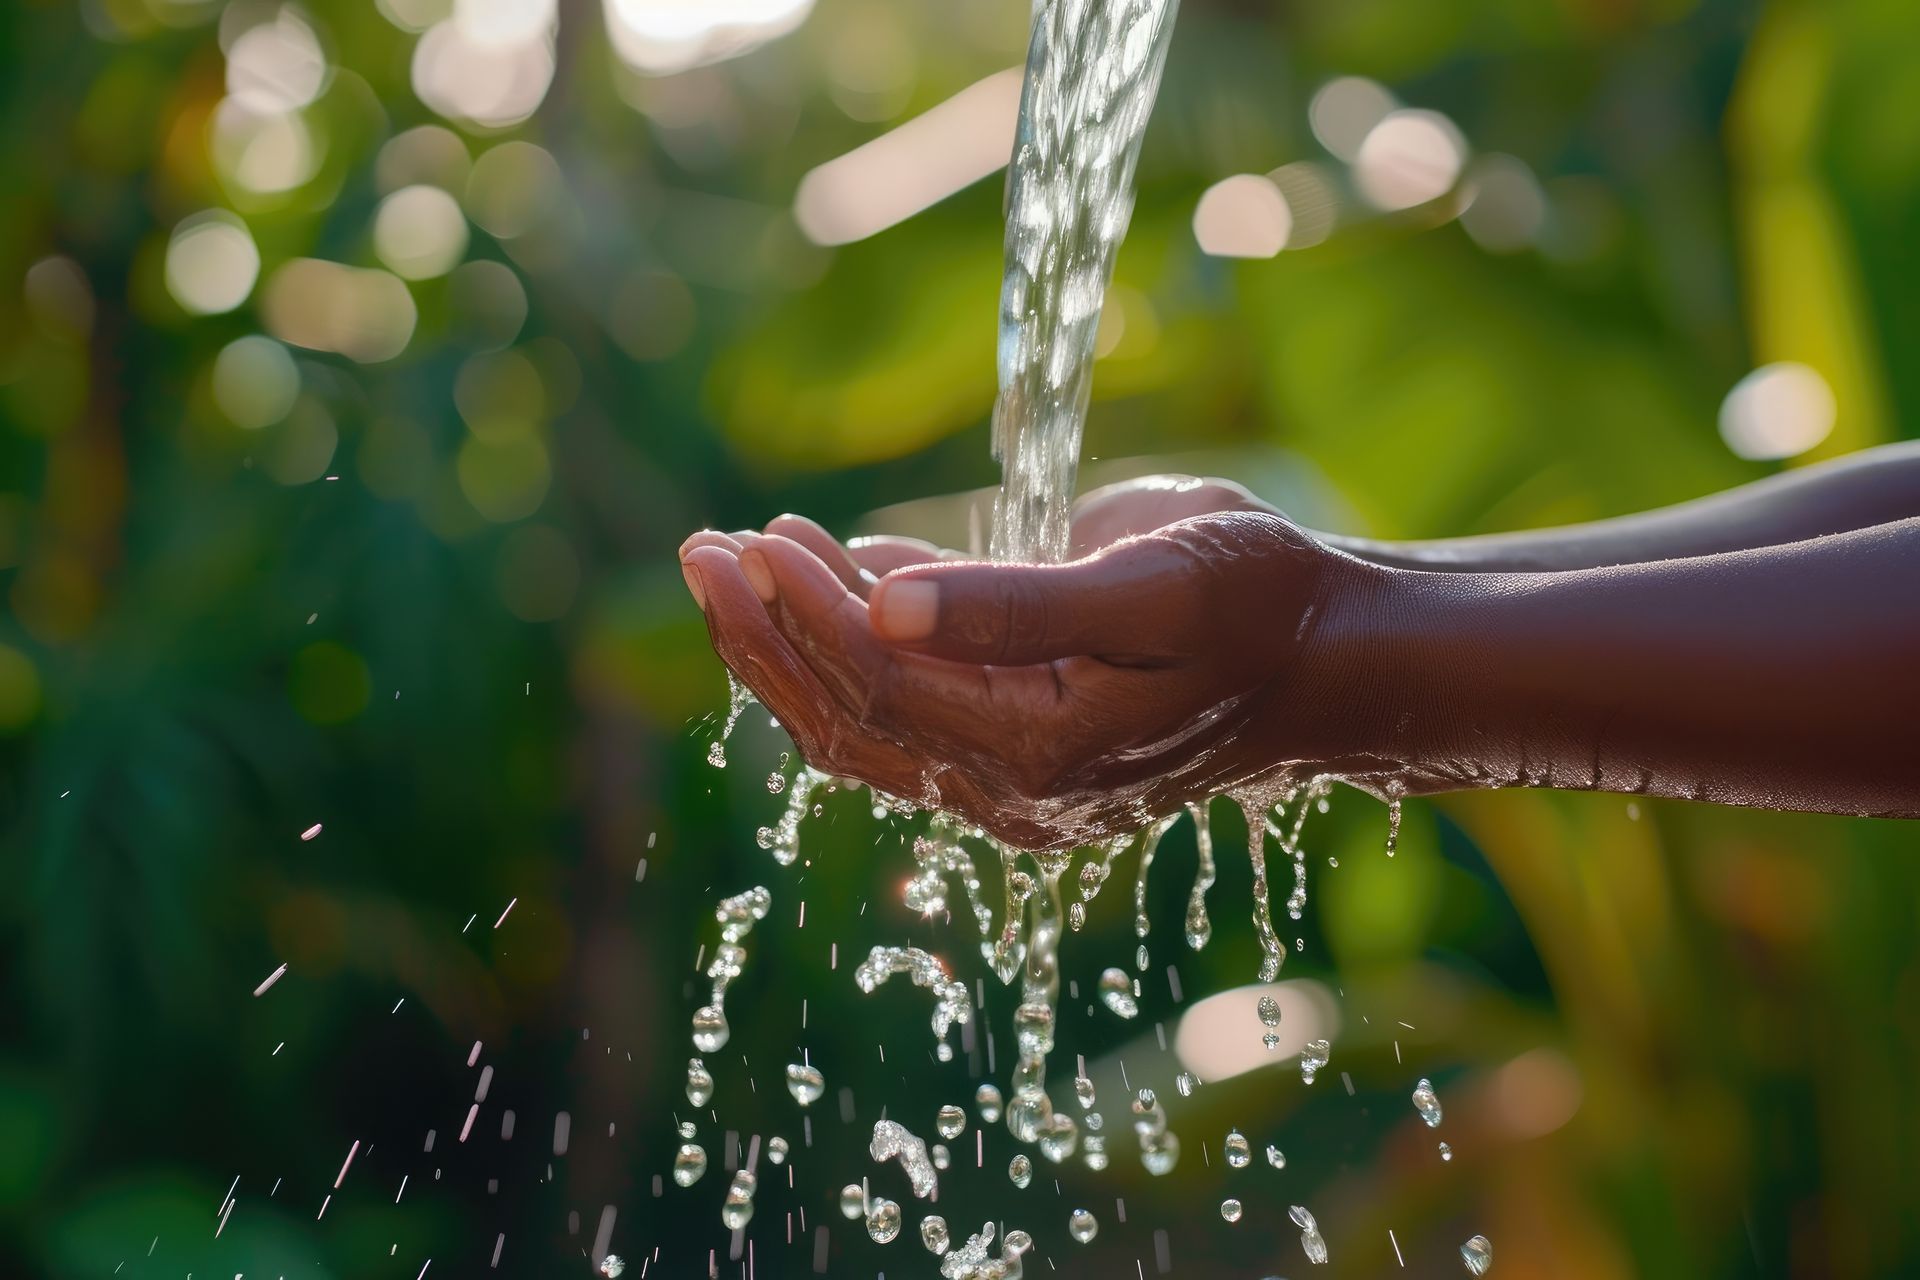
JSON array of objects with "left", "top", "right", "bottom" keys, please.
[
  {"left": 655, "top": 0, "right": 1479, "bottom": 1266},
  {"left": 989, "top": 0, "right": 1182, "bottom": 563}
]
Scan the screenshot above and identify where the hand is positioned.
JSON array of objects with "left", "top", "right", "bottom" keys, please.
[
  {"left": 679, "top": 503, "right": 1379, "bottom": 850},
  {"left": 687, "top": 474, "right": 1280, "bottom": 603}
]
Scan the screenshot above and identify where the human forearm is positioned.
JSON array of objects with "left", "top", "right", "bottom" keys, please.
[
  {"left": 1320, "top": 441, "right": 1920, "bottom": 573},
  {"left": 1308, "top": 519, "right": 1920, "bottom": 817}
]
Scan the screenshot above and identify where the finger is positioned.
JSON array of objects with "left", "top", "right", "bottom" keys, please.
[
  {"left": 763, "top": 514, "right": 873, "bottom": 597},
  {"left": 845, "top": 535, "right": 953, "bottom": 579},
  {"left": 682, "top": 530, "right": 744, "bottom": 554},
  {"left": 1070, "top": 476, "right": 1267, "bottom": 555},
  {"left": 736, "top": 535, "right": 896, "bottom": 715},
  {"left": 868, "top": 536, "right": 1205, "bottom": 666},
  {"left": 682, "top": 545, "right": 838, "bottom": 762},
  {"left": 679, "top": 531, "right": 744, "bottom": 605}
]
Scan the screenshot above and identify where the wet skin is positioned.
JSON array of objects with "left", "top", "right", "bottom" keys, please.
[{"left": 681, "top": 445, "right": 1920, "bottom": 849}]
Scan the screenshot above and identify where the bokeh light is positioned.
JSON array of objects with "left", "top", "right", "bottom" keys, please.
[
  {"left": 453, "top": 0, "right": 557, "bottom": 47},
  {"left": 374, "top": 184, "right": 471, "bottom": 280},
  {"left": 211, "top": 335, "right": 301, "bottom": 429},
  {"left": 375, "top": 124, "right": 471, "bottom": 194},
  {"left": 794, "top": 67, "right": 1021, "bottom": 246},
  {"left": 1354, "top": 108, "right": 1468, "bottom": 212},
  {"left": 412, "top": 15, "right": 556, "bottom": 130},
  {"left": 1308, "top": 75, "right": 1396, "bottom": 163},
  {"left": 164, "top": 210, "right": 261, "bottom": 315},
  {"left": 446, "top": 259, "right": 529, "bottom": 350},
  {"left": 602, "top": 0, "right": 815, "bottom": 75},
  {"left": 457, "top": 433, "right": 551, "bottom": 521},
  {"left": 261, "top": 259, "right": 418, "bottom": 362},
  {"left": 1718, "top": 362, "right": 1837, "bottom": 460},
  {"left": 1266, "top": 161, "right": 1340, "bottom": 249},
  {"left": 23, "top": 256, "right": 94, "bottom": 341},
  {"left": 1192, "top": 174, "right": 1293, "bottom": 258},
  {"left": 454, "top": 348, "right": 546, "bottom": 439},
  {"left": 210, "top": 98, "right": 321, "bottom": 197},
  {"left": 224, "top": 7, "right": 329, "bottom": 114},
  {"left": 1173, "top": 981, "right": 1341, "bottom": 1084},
  {"left": 826, "top": 8, "right": 917, "bottom": 123},
  {"left": 465, "top": 140, "right": 565, "bottom": 239},
  {"left": 1460, "top": 153, "right": 1547, "bottom": 253},
  {"left": 375, "top": 0, "right": 451, "bottom": 32},
  {"left": 260, "top": 396, "right": 340, "bottom": 484}
]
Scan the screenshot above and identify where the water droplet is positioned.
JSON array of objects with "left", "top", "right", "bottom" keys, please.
[
  {"left": 931, "top": 1143, "right": 950, "bottom": 1170},
  {"left": 684, "top": 1058, "right": 713, "bottom": 1107},
  {"left": 870, "top": 1120, "right": 940, "bottom": 1199},
  {"left": 1460, "top": 1234, "right": 1492, "bottom": 1275},
  {"left": 936, "top": 1104, "right": 967, "bottom": 1140},
  {"left": 767, "top": 1136, "right": 788, "bottom": 1165},
  {"left": 1262, "top": 1032, "right": 1280, "bottom": 1051},
  {"left": 766, "top": 771, "right": 786, "bottom": 793},
  {"left": 920, "top": 1214, "right": 950, "bottom": 1254},
  {"left": 1141, "top": 1134, "right": 1180, "bottom": 1176},
  {"left": 720, "top": 1170, "right": 756, "bottom": 1230},
  {"left": 1098, "top": 967, "right": 1138, "bottom": 1018},
  {"left": 1223, "top": 1129, "right": 1251, "bottom": 1168},
  {"left": 1265, "top": 1143, "right": 1286, "bottom": 1169},
  {"left": 1007, "top": 1154, "right": 1033, "bottom": 1188},
  {"left": 599, "top": 1255, "right": 625, "bottom": 1278},
  {"left": 690, "top": 1005, "right": 729, "bottom": 1053},
  {"left": 784, "top": 1062, "right": 824, "bottom": 1107},
  {"left": 706, "top": 740, "right": 727, "bottom": 768},
  {"left": 1183, "top": 802, "right": 1216, "bottom": 950},
  {"left": 1068, "top": 900, "right": 1086, "bottom": 930},
  {"left": 1257, "top": 995, "right": 1281, "bottom": 1027},
  {"left": 1412, "top": 1077, "right": 1443, "bottom": 1128},
  {"left": 839, "top": 1184, "right": 866, "bottom": 1220},
  {"left": 865, "top": 1198, "right": 902, "bottom": 1244},
  {"left": 1220, "top": 1198, "right": 1243, "bottom": 1223},
  {"left": 975, "top": 1082, "right": 1004, "bottom": 1124},
  {"left": 1037, "top": 1112, "right": 1079, "bottom": 1163},
  {"left": 1290, "top": 1204, "right": 1329, "bottom": 1264},
  {"left": 1300, "top": 1038, "right": 1330, "bottom": 1085},
  {"left": 1081, "top": 1132, "right": 1108, "bottom": 1170},
  {"left": 1175, "top": 1071, "right": 1200, "bottom": 1097},
  {"left": 676, "top": 1121, "right": 696, "bottom": 1141},
  {"left": 672, "top": 1143, "right": 707, "bottom": 1187},
  {"left": 1135, "top": 942, "right": 1150, "bottom": 970},
  {"left": 1438, "top": 1141, "right": 1453, "bottom": 1162},
  {"left": 1073, "top": 1075, "right": 1096, "bottom": 1110},
  {"left": 1068, "top": 1208, "right": 1098, "bottom": 1243}
]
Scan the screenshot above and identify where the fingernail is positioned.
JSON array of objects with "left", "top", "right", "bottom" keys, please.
[
  {"left": 739, "top": 548, "right": 777, "bottom": 603},
  {"left": 681, "top": 561, "right": 707, "bottom": 610},
  {"left": 872, "top": 579, "right": 938, "bottom": 641}
]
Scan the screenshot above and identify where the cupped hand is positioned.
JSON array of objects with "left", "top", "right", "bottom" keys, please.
[
  {"left": 682, "top": 474, "right": 1282, "bottom": 602},
  {"left": 679, "top": 501, "right": 1376, "bottom": 851}
]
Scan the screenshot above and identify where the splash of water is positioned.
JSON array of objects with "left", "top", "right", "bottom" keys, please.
[{"left": 852, "top": 944, "right": 973, "bottom": 1062}]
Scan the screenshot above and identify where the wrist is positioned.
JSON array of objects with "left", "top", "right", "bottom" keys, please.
[{"left": 1284, "top": 554, "right": 1510, "bottom": 790}]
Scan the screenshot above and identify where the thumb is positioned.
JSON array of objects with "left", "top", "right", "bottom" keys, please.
[{"left": 867, "top": 537, "right": 1202, "bottom": 665}]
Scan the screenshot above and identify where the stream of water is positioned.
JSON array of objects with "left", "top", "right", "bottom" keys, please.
[
  {"left": 674, "top": 1, "right": 1495, "bottom": 1271},
  {"left": 989, "top": 0, "right": 1180, "bottom": 565}
]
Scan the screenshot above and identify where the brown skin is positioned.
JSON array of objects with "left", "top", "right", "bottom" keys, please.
[{"left": 681, "top": 447, "right": 1920, "bottom": 849}]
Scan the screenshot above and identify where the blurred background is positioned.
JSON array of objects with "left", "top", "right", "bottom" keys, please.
[{"left": 3, "top": 0, "right": 1918, "bottom": 1275}]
